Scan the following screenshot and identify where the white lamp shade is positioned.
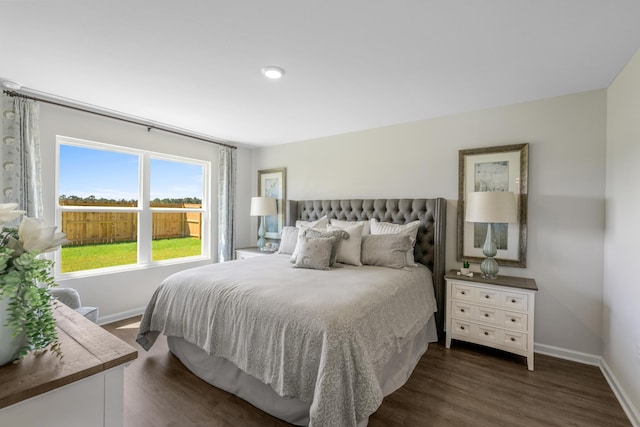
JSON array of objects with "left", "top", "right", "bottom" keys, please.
[
  {"left": 465, "top": 191, "right": 517, "bottom": 224},
  {"left": 250, "top": 197, "right": 277, "bottom": 216}
]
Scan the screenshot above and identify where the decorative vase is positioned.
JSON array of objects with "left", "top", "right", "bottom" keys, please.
[{"left": 0, "top": 296, "right": 24, "bottom": 366}]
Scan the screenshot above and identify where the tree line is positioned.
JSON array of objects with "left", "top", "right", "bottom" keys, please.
[{"left": 59, "top": 195, "right": 202, "bottom": 204}]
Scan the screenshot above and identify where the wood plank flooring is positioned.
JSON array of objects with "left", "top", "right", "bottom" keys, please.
[{"left": 104, "top": 317, "right": 630, "bottom": 427}]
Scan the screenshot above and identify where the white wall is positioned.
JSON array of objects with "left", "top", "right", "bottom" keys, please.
[
  {"left": 252, "top": 90, "right": 607, "bottom": 356},
  {"left": 38, "top": 103, "right": 253, "bottom": 323},
  {"left": 604, "top": 48, "right": 640, "bottom": 423}
]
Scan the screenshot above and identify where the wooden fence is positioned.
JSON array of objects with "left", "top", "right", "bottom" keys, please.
[{"left": 60, "top": 201, "right": 202, "bottom": 246}]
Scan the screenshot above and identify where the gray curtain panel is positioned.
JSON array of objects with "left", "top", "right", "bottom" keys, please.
[
  {"left": 1, "top": 94, "right": 43, "bottom": 220},
  {"left": 217, "top": 146, "right": 236, "bottom": 262}
]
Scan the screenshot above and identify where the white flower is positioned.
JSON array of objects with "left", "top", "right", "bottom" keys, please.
[
  {"left": 0, "top": 203, "right": 26, "bottom": 226},
  {"left": 18, "top": 217, "right": 68, "bottom": 253}
]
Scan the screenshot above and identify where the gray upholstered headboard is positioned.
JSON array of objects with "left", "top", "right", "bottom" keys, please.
[{"left": 286, "top": 198, "right": 447, "bottom": 335}]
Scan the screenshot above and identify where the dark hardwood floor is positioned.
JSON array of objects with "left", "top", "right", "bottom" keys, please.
[{"left": 104, "top": 317, "right": 630, "bottom": 427}]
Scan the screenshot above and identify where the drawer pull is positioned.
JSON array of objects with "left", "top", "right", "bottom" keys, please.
[
  {"left": 460, "top": 309, "right": 465, "bottom": 313},
  {"left": 484, "top": 331, "right": 489, "bottom": 336},
  {"left": 460, "top": 326, "right": 465, "bottom": 330},
  {"left": 485, "top": 295, "right": 490, "bottom": 299},
  {"left": 510, "top": 337, "right": 516, "bottom": 342},
  {"left": 511, "top": 318, "right": 516, "bottom": 323},
  {"left": 484, "top": 313, "right": 489, "bottom": 317},
  {"left": 511, "top": 299, "right": 516, "bottom": 303},
  {"left": 461, "top": 291, "right": 466, "bottom": 295}
]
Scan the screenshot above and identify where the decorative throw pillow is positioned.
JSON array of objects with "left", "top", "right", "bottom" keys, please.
[
  {"left": 293, "top": 236, "right": 334, "bottom": 270},
  {"left": 370, "top": 218, "right": 421, "bottom": 266},
  {"left": 289, "top": 216, "right": 329, "bottom": 262},
  {"left": 327, "top": 223, "right": 363, "bottom": 266},
  {"left": 361, "top": 234, "right": 412, "bottom": 269},
  {"left": 290, "top": 227, "right": 346, "bottom": 265},
  {"left": 329, "top": 219, "right": 370, "bottom": 235},
  {"left": 302, "top": 228, "right": 349, "bottom": 266},
  {"left": 277, "top": 226, "right": 299, "bottom": 255}
]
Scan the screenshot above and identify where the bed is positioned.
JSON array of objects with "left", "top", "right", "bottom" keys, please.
[{"left": 137, "top": 198, "right": 446, "bottom": 426}]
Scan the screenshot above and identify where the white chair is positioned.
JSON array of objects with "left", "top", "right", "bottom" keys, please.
[{"left": 49, "top": 288, "right": 99, "bottom": 323}]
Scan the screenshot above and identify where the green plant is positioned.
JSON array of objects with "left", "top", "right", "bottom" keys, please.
[
  {"left": 463, "top": 261, "right": 470, "bottom": 269},
  {"left": 0, "top": 204, "right": 67, "bottom": 361}
]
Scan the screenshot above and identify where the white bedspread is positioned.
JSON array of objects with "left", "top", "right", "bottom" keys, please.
[{"left": 137, "top": 254, "right": 437, "bottom": 426}]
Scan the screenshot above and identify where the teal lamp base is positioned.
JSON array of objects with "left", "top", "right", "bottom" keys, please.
[
  {"left": 257, "top": 216, "right": 266, "bottom": 249},
  {"left": 480, "top": 223, "right": 500, "bottom": 279},
  {"left": 480, "top": 257, "right": 499, "bottom": 279}
]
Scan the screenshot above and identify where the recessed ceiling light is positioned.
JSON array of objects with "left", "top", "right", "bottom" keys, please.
[
  {"left": 261, "top": 66, "right": 285, "bottom": 80},
  {"left": 1, "top": 79, "right": 22, "bottom": 90}
]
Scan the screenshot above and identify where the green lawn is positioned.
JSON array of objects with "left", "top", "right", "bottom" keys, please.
[{"left": 61, "top": 237, "right": 202, "bottom": 273}]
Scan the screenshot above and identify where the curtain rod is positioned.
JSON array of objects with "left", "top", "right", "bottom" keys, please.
[{"left": 2, "top": 89, "right": 237, "bottom": 150}]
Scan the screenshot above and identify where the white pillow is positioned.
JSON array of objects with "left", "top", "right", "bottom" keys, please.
[
  {"left": 370, "top": 218, "right": 421, "bottom": 266},
  {"left": 295, "top": 215, "right": 328, "bottom": 229},
  {"left": 329, "top": 219, "right": 370, "bottom": 235},
  {"left": 277, "top": 226, "right": 299, "bottom": 255},
  {"left": 327, "top": 223, "right": 364, "bottom": 266}
]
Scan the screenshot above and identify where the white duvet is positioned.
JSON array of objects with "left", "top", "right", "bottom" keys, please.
[{"left": 137, "top": 254, "right": 437, "bottom": 426}]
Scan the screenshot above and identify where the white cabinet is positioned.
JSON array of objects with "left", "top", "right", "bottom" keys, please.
[
  {"left": 445, "top": 271, "right": 538, "bottom": 370},
  {"left": 0, "top": 368, "right": 125, "bottom": 427},
  {"left": 0, "top": 304, "right": 137, "bottom": 426}
]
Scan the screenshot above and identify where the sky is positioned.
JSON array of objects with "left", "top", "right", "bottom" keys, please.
[{"left": 58, "top": 144, "right": 204, "bottom": 201}]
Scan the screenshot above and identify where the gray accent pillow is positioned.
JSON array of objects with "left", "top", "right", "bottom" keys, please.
[
  {"left": 294, "top": 228, "right": 349, "bottom": 266},
  {"left": 361, "top": 234, "right": 412, "bottom": 269},
  {"left": 370, "top": 218, "right": 421, "bottom": 266},
  {"left": 293, "top": 236, "right": 335, "bottom": 270}
]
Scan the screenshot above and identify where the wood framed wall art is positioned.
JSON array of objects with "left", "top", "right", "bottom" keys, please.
[
  {"left": 257, "top": 167, "right": 287, "bottom": 240},
  {"left": 457, "top": 143, "right": 529, "bottom": 267}
]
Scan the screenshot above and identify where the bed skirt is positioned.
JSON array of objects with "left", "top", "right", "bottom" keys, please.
[{"left": 167, "top": 314, "right": 438, "bottom": 426}]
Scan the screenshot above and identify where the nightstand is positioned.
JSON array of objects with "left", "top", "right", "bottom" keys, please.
[
  {"left": 235, "top": 247, "right": 276, "bottom": 260},
  {"left": 445, "top": 269, "right": 538, "bottom": 370}
]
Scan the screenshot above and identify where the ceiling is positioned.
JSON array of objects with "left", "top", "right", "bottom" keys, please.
[{"left": 2, "top": 1, "right": 640, "bottom": 148}]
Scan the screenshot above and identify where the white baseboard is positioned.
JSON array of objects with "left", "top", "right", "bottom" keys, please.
[
  {"left": 534, "top": 343, "right": 638, "bottom": 426},
  {"left": 97, "top": 307, "right": 146, "bottom": 326},
  {"left": 600, "top": 359, "right": 640, "bottom": 427},
  {"left": 534, "top": 342, "right": 602, "bottom": 366}
]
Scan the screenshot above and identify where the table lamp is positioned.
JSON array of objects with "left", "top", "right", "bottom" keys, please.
[
  {"left": 250, "top": 196, "right": 277, "bottom": 249},
  {"left": 465, "top": 191, "right": 517, "bottom": 279}
]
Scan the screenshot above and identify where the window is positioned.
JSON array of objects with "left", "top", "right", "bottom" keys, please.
[{"left": 56, "top": 137, "right": 209, "bottom": 274}]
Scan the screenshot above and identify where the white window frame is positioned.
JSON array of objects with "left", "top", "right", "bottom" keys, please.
[{"left": 55, "top": 136, "right": 211, "bottom": 278}]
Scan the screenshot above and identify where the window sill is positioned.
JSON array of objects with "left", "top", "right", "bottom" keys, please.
[{"left": 55, "top": 255, "right": 211, "bottom": 280}]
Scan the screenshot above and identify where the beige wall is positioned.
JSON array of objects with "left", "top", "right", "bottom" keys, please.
[
  {"left": 250, "top": 90, "right": 607, "bottom": 356},
  {"left": 605, "top": 47, "right": 640, "bottom": 422}
]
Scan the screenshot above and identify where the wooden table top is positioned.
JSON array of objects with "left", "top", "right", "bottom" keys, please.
[
  {"left": 445, "top": 269, "right": 538, "bottom": 291},
  {"left": 0, "top": 303, "right": 138, "bottom": 410}
]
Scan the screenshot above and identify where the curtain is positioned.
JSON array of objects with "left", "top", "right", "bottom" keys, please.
[
  {"left": 217, "top": 146, "right": 236, "bottom": 262},
  {"left": 1, "top": 94, "right": 43, "bottom": 220}
]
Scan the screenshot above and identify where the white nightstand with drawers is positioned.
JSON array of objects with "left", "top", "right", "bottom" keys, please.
[
  {"left": 235, "top": 247, "right": 275, "bottom": 260},
  {"left": 445, "top": 270, "right": 538, "bottom": 370}
]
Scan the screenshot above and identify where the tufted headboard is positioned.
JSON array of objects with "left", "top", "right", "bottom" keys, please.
[{"left": 286, "top": 198, "right": 447, "bottom": 336}]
